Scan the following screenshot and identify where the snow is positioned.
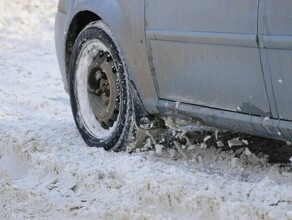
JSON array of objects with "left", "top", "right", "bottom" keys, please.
[{"left": 0, "top": 0, "right": 292, "bottom": 219}]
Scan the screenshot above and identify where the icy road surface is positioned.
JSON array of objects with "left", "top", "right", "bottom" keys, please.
[{"left": 0, "top": 0, "right": 292, "bottom": 219}]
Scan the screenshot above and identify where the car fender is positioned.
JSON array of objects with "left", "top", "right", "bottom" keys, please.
[{"left": 66, "top": 0, "right": 159, "bottom": 114}]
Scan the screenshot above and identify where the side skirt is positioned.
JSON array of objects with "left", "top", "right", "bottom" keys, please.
[{"left": 157, "top": 99, "right": 292, "bottom": 142}]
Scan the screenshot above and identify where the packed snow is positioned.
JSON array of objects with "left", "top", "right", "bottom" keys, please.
[{"left": 0, "top": 0, "right": 292, "bottom": 219}]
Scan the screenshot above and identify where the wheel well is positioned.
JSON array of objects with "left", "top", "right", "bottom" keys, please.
[{"left": 65, "top": 11, "right": 101, "bottom": 77}]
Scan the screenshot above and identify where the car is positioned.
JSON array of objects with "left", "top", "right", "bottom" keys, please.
[{"left": 55, "top": 0, "right": 292, "bottom": 151}]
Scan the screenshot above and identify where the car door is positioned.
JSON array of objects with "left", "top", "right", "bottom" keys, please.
[
  {"left": 145, "top": 0, "right": 271, "bottom": 116},
  {"left": 259, "top": 0, "right": 292, "bottom": 120}
]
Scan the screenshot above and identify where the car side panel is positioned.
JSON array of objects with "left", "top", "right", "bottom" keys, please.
[
  {"left": 145, "top": 0, "right": 271, "bottom": 117},
  {"left": 259, "top": 0, "right": 292, "bottom": 120}
]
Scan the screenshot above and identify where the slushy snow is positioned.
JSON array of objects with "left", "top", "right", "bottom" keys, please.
[{"left": 0, "top": 0, "right": 292, "bottom": 219}]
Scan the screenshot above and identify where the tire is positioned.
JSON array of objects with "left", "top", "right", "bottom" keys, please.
[{"left": 69, "top": 21, "right": 133, "bottom": 151}]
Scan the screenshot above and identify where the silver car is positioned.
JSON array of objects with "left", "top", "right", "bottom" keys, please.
[{"left": 55, "top": 0, "right": 292, "bottom": 151}]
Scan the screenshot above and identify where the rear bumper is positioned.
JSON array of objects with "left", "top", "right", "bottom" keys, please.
[{"left": 55, "top": 10, "right": 68, "bottom": 92}]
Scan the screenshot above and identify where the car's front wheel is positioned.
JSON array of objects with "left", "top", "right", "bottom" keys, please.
[{"left": 69, "top": 21, "right": 133, "bottom": 151}]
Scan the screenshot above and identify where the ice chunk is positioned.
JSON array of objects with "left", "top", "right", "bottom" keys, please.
[
  {"left": 200, "top": 143, "right": 207, "bottom": 149},
  {"left": 187, "top": 145, "right": 196, "bottom": 150},
  {"left": 164, "top": 117, "right": 176, "bottom": 128},
  {"left": 203, "top": 135, "right": 211, "bottom": 142},
  {"left": 216, "top": 141, "right": 224, "bottom": 147},
  {"left": 215, "top": 130, "right": 219, "bottom": 140},
  {"left": 244, "top": 147, "right": 252, "bottom": 156},
  {"left": 242, "top": 139, "right": 249, "bottom": 145},
  {"left": 228, "top": 138, "right": 243, "bottom": 148},
  {"left": 174, "top": 141, "right": 189, "bottom": 159},
  {"left": 155, "top": 144, "right": 163, "bottom": 155}
]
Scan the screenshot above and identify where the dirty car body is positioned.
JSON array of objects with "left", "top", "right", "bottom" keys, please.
[{"left": 55, "top": 0, "right": 292, "bottom": 149}]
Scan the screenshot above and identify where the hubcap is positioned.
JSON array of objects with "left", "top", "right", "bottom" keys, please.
[{"left": 87, "top": 49, "right": 120, "bottom": 129}]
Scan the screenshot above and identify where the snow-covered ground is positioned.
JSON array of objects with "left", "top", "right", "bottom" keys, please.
[{"left": 0, "top": 1, "right": 292, "bottom": 219}]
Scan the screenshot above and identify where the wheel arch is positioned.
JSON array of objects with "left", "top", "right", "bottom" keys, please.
[
  {"left": 65, "top": 10, "right": 101, "bottom": 78},
  {"left": 65, "top": 0, "right": 126, "bottom": 89}
]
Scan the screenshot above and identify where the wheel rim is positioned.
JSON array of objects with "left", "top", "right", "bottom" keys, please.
[
  {"left": 87, "top": 50, "right": 119, "bottom": 129},
  {"left": 75, "top": 40, "right": 121, "bottom": 139}
]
